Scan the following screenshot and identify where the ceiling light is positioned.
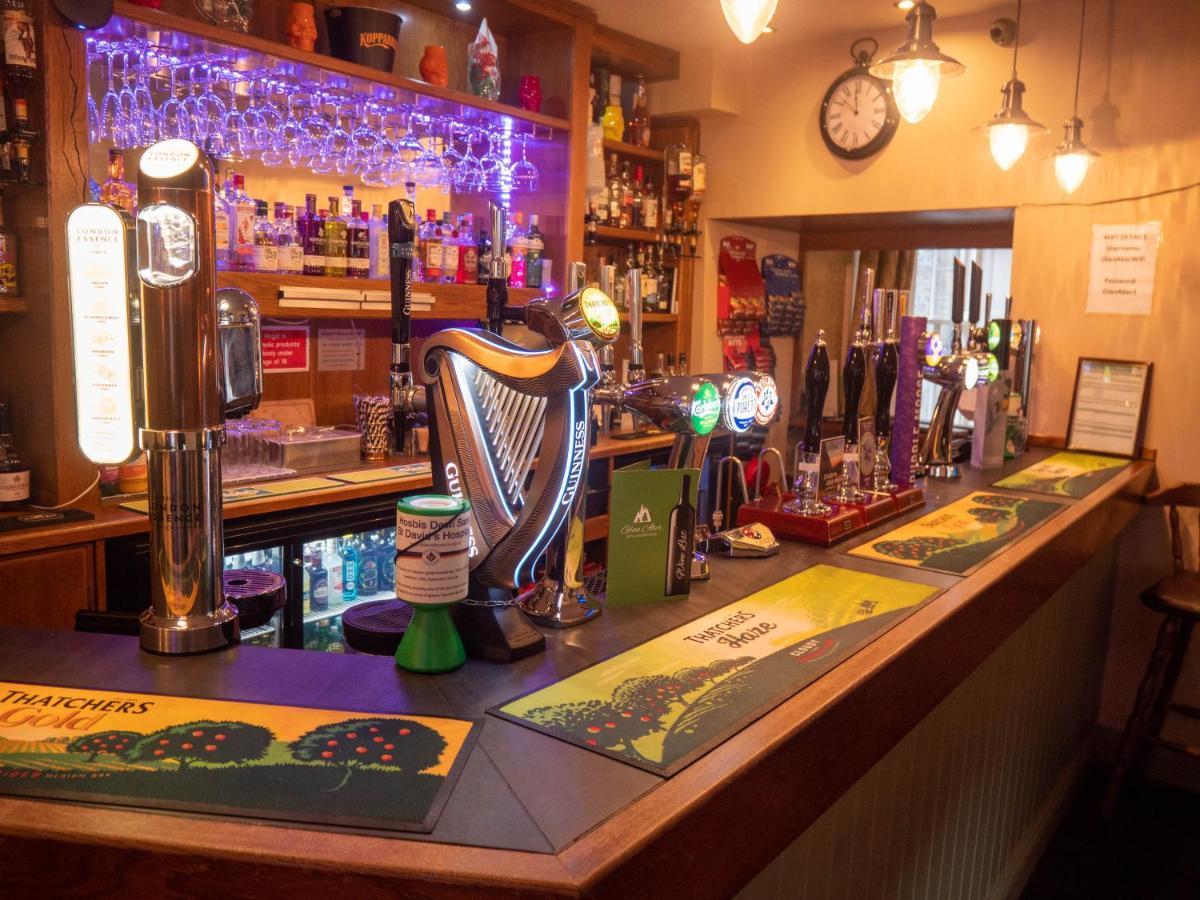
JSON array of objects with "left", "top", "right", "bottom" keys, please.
[
  {"left": 894, "top": 0, "right": 916, "bottom": 9},
  {"left": 762, "top": 23, "right": 774, "bottom": 34},
  {"left": 720, "top": 0, "right": 779, "bottom": 45},
  {"left": 869, "top": 1, "right": 965, "bottom": 123},
  {"left": 1052, "top": 0, "right": 1099, "bottom": 193},
  {"left": 976, "top": 1, "right": 1046, "bottom": 171},
  {"left": 455, "top": 1, "right": 472, "bottom": 11}
]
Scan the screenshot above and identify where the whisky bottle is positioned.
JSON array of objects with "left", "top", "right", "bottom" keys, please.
[
  {"left": 98, "top": 149, "right": 136, "bottom": 215},
  {"left": 664, "top": 472, "right": 695, "bottom": 597},
  {"left": 0, "top": 201, "right": 17, "bottom": 295},
  {"left": 323, "top": 197, "right": 347, "bottom": 277},
  {"left": 2, "top": 0, "right": 36, "bottom": 130},
  {"left": 0, "top": 400, "right": 29, "bottom": 510},
  {"left": 627, "top": 75, "right": 651, "bottom": 147},
  {"left": 252, "top": 199, "right": 277, "bottom": 273}
]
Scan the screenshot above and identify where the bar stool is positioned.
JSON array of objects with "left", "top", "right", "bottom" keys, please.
[{"left": 1104, "top": 485, "right": 1200, "bottom": 813}]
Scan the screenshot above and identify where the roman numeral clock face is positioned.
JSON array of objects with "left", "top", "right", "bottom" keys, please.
[{"left": 820, "top": 70, "right": 899, "bottom": 161}]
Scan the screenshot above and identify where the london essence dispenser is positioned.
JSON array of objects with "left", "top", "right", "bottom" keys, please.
[{"left": 68, "top": 139, "right": 239, "bottom": 654}]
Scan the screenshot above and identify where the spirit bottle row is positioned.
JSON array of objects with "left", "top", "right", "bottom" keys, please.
[
  {"left": 591, "top": 242, "right": 675, "bottom": 314},
  {"left": 589, "top": 155, "right": 661, "bottom": 233}
]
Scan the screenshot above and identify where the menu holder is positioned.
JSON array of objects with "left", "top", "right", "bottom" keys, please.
[{"left": 1066, "top": 358, "right": 1153, "bottom": 459}]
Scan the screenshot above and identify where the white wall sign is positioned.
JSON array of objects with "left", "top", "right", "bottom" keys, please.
[
  {"left": 1086, "top": 222, "right": 1161, "bottom": 315},
  {"left": 317, "top": 328, "right": 366, "bottom": 372}
]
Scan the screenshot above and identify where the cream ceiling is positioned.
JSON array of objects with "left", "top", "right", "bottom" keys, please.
[{"left": 585, "top": 0, "right": 1033, "bottom": 50}]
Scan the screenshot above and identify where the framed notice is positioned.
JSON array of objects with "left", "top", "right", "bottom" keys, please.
[{"left": 1066, "top": 358, "right": 1152, "bottom": 458}]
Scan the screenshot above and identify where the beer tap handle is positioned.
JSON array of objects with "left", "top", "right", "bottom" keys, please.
[
  {"left": 486, "top": 203, "right": 508, "bottom": 335},
  {"left": 969, "top": 260, "right": 983, "bottom": 325},
  {"left": 628, "top": 268, "right": 644, "bottom": 380},
  {"left": 842, "top": 337, "right": 866, "bottom": 443},
  {"left": 388, "top": 198, "right": 416, "bottom": 452},
  {"left": 802, "top": 330, "right": 830, "bottom": 454},
  {"left": 884, "top": 289, "right": 898, "bottom": 340},
  {"left": 951, "top": 259, "right": 966, "bottom": 351},
  {"left": 598, "top": 264, "right": 616, "bottom": 299}
]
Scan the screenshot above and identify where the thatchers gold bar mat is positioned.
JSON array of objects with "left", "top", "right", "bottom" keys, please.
[
  {"left": 492, "top": 565, "right": 938, "bottom": 776},
  {"left": 121, "top": 477, "right": 344, "bottom": 513},
  {"left": 0, "top": 682, "right": 478, "bottom": 833},
  {"left": 327, "top": 463, "right": 433, "bottom": 484}
]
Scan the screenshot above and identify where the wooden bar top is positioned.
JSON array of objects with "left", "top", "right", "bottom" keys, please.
[
  {"left": 0, "top": 448, "right": 1152, "bottom": 898},
  {"left": 0, "top": 432, "right": 676, "bottom": 558}
]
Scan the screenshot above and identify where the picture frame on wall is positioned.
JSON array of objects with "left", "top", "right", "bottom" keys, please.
[{"left": 1065, "top": 358, "right": 1153, "bottom": 459}]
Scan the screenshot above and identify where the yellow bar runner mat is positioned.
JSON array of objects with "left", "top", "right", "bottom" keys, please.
[
  {"left": 991, "top": 451, "right": 1130, "bottom": 499},
  {"left": 327, "top": 463, "right": 433, "bottom": 485},
  {"left": 848, "top": 492, "right": 1062, "bottom": 576},
  {"left": 0, "top": 682, "right": 478, "bottom": 834},
  {"left": 492, "top": 564, "right": 939, "bottom": 776}
]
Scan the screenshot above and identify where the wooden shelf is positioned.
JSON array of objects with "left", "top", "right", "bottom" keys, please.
[
  {"left": 591, "top": 24, "right": 680, "bottom": 83},
  {"left": 218, "top": 271, "right": 541, "bottom": 321},
  {"left": 0, "top": 297, "right": 28, "bottom": 314},
  {"left": 583, "top": 514, "right": 609, "bottom": 543},
  {"left": 110, "top": 2, "right": 572, "bottom": 134},
  {"left": 602, "top": 139, "right": 665, "bottom": 163},
  {"left": 619, "top": 311, "right": 677, "bottom": 325},
  {"left": 593, "top": 224, "right": 664, "bottom": 244}
]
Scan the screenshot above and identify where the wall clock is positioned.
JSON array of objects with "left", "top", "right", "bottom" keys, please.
[{"left": 819, "top": 38, "right": 900, "bottom": 161}]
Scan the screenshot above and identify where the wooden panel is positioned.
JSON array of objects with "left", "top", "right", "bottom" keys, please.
[
  {"left": 0, "top": 298, "right": 29, "bottom": 313},
  {"left": 0, "top": 544, "right": 95, "bottom": 629},
  {"left": 731, "top": 208, "right": 1016, "bottom": 252},
  {"left": 590, "top": 24, "right": 680, "bottom": 83}
]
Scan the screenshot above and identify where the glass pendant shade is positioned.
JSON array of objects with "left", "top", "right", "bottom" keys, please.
[
  {"left": 869, "top": 1, "right": 965, "bottom": 123},
  {"left": 1052, "top": 116, "right": 1098, "bottom": 193},
  {"left": 720, "top": 0, "right": 779, "bottom": 45},
  {"left": 978, "top": 78, "right": 1047, "bottom": 170}
]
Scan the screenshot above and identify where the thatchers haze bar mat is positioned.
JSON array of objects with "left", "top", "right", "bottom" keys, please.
[
  {"left": 991, "top": 451, "right": 1129, "bottom": 499},
  {"left": 0, "top": 682, "right": 478, "bottom": 833},
  {"left": 491, "top": 565, "right": 938, "bottom": 776},
  {"left": 848, "top": 492, "right": 1062, "bottom": 576}
]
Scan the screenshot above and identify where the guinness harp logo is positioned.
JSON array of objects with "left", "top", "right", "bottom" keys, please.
[{"left": 360, "top": 32, "right": 398, "bottom": 51}]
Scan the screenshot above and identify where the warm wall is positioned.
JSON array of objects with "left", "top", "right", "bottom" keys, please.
[{"left": 678, "top": 0, "right": 1200, "bottom": 734}]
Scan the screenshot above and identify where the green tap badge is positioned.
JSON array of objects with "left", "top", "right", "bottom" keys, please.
[{"left": 690, "top": 382, "right": 721, "bottom": 435}]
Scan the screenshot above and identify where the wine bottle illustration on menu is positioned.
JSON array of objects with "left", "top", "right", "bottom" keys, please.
[{"left": 665, "top": 473, "right": 695, "bottom": 597}]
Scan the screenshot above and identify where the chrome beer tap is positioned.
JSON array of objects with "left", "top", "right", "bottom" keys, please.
[
  {"left": 627, "top": 267, "right": 646, "bottom": 385},
  {"left": 919, "top": 259, "right": 979, "bottom": 478}
]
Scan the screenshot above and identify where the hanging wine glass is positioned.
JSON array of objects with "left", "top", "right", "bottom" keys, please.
[
  {"left": 117, "top": 52, "right": 140, "bottom": 144},
  {"left": 85, "top": 43, "right": 101, "bottom": 144},
  {"left": 413, "top": 115, "right": 448, "bottom": 188},
  {"left": 509, "top": 132, "right": 539, "bottom": 193},
  {"left": 298, "top": 91, "right": 333, "bottom": 166},
  {"left": 271, "top": 88, "right": 303, "bottom": 168},
  {"left": 319, "top": 102, "right": 352, "bottom": 175},
  {"left": 391, "top": 108, "right": 424, "bottom": 178},
  {"left": 480, "top": 128, "right": 509, "bottom": 193},
  {"left": 439, "top": 118, "right": 465, "bottom": 186},
  {"left": 195, "top": 62, "right": 228, "bottom": 156},
  {"left": 219, "top": 86, "right": 250, "bottom": 160},
  {"left": 456, "top": 127, "right": 486, "bottom": 193},
  {"left": 132, "top": 49, "right": 158, "bottom": 146},
  {"left": 100, "top": 48, "right": 128, "bottom": 147},
  {"left": 156, "top": 59, "right": 192, "bottom": 141}
]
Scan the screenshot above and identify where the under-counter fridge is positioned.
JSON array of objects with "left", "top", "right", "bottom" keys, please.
[{"left": 105, "top": 496, "right": 400, "bottom": 653}]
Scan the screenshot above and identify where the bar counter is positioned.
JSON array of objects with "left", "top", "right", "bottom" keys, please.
[{"left": 0, "top": 447, "right": 1151, "bottom": 898}]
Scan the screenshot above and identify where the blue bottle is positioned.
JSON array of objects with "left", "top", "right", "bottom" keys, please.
[{"left": 339, "top": 535, "right": 359, "bottom": 602}]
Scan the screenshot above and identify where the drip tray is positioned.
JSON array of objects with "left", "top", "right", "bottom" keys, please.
[{"left": 266, "top": 431, "right": 362, "bottom": 471}]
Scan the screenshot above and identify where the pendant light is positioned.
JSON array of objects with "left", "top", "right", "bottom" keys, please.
[
  {"left": 977, "top": 0, "right": 1046, "bottom": 170},
  {"left": 869, "top": 1, "right": 965, "bottom": 123},
  {"left": 720, "top": 0, "right": 779, "bottom": 45},
  {"left": 1052, "top": 0, "right": 1099, "bottom": 193}
]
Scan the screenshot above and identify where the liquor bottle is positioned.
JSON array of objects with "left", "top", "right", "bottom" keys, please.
[
  {"left": 368, "top": 203, "right": 388, "bottom": 279},
  {"left": 476, "top": 228, "right": 491, "bottom": 284},
  {"left": 98, "top": 149, "right": 136, "bottom": 215},
  {"left": 619, "top": 162, "right": 635, "bottom": 229},
  {"left": 525, "top": 214, "right": 544, "bottom": 289},
  {"left": 606, "top": 156, "right": 622, "bottom": 226},
  {"left": 301, "top": 554, "right": 312, "bottom": 615},
  {"left": 420, "top": 208, "right": 443, "bottom": 283},
  {"left": 214, "top": 176, "right": 231, "bottom": 270},
  {"left": 627, "top": 75, "right": 651, "bottom": 147},
  {"left": 664, "top": 473, "right": 695, "bottom": 597},
  {"left": 690, "top": 152, "right": 708, "bottom": 203},
  {"left": 229, "top": 174, "right": 255, "bottom": 272},
  {"left": 300, "top": 194, "right": 324, "bottom": 276},
  {"left": 323, "top": 197, "right": 347, "bottom": 277},
  {"left": 0, "top": 401, "right": 28, "bottom": 510},
  {"left": 0, "top": 67, "right": 8, "bottom": 138},
  {"left": 439, "top": 212, "right": 459, "bottom": 284},
  {"left": 339, "top": 535, "right": 358, "bottom": 602},
  {"left": 642, "top": 179, "right": 659, "bottom": 231},
  {"left": 2, "top": 0, "right": 36, "bottom": 129},
  {"left": 664, "top": 353, "right": 676, "bottom": 377},
  {"left": 356, "top": 537, "right": 379, "bottom": 596},
  {"left": 601, "top": 94, "right": 624, "bottom": 142},
  {"left": 595, "top": 157, "right": 611, "bottom": 226},
  {"left": 589, "top": 71, "right": 602, "bottom": 124},
  {"left": 665, "top": 143, "right": 693, "bottom": 202},
  {"left": 274, "top": 203, "right": 304, "bottom": 275},
  {"left": 11, "top": 138, "right": 28, "bottom": 184},
  {"left": 631, "top": 165, "right": 647, "bottom": 228},
  {"left": 347, "top": 200, "right": 369, "bottom": 279},
  {"left": 459, "top": 214, "right": 478, "bottom": 285},
  {"left": 0, "top": 201, "right": 18, "bottom": 296},
  {"left": 508, "top": 211, "right": 527, "bottom": 288},
  {"left": 252, "top": 200, "right": 278, "bottom": 273},
  {"left": 380, "top": 528, "right": 396, "bottom": 591},
  {"left": 677, "top": 351, "right": 688, "bottom": 375},
  {"left": 312, "top": 549, "right": 331, "bottom": 614}
]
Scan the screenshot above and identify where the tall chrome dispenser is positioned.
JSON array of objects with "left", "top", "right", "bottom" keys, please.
[{"left": 68, "top": 139, "right": 246, "bottom": 654}]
